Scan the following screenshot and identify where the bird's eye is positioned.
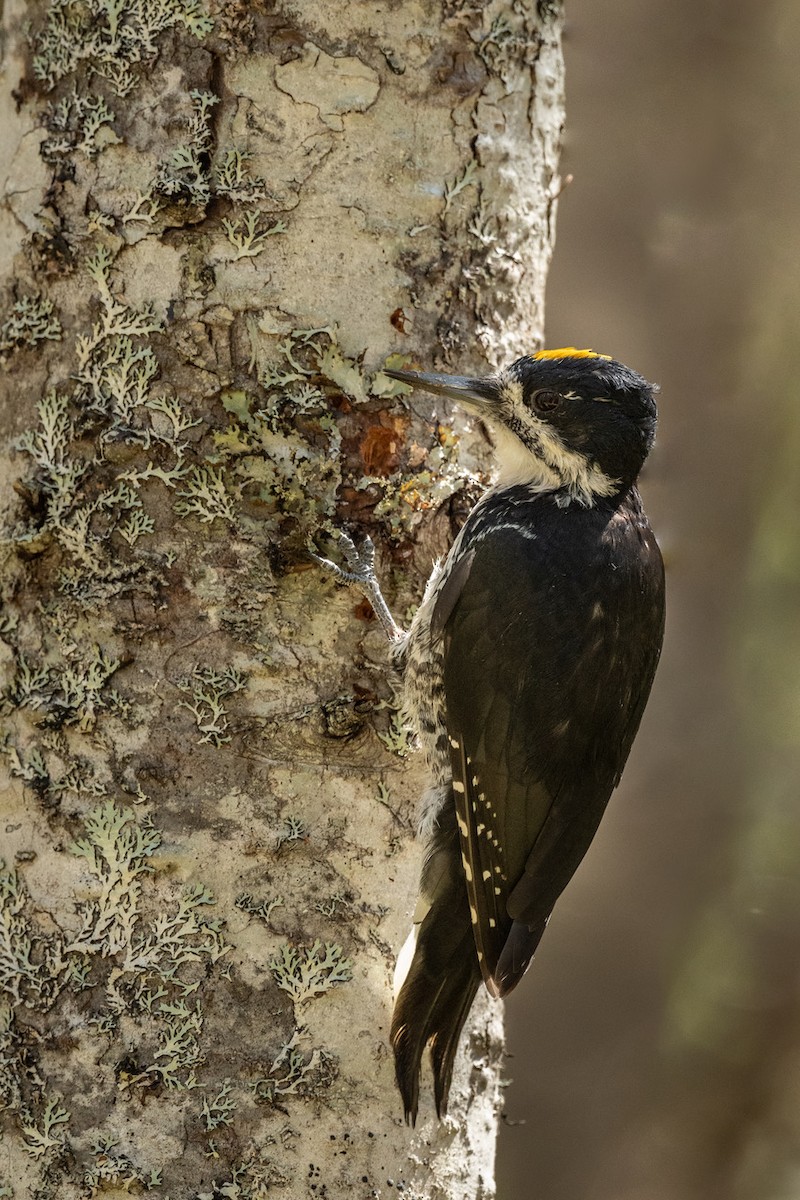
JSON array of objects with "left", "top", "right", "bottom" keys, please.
[{"left": 532, "top": 389, "right": 561, "bottom": 413}]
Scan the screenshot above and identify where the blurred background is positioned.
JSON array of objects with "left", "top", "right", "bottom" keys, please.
[{"left": 497, "top": 3, "right": 800, "bottom": 1198}]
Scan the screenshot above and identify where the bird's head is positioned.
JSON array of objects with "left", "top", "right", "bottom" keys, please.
[{"left": 385, "top": 348, "right": 658, "bottom": 506}]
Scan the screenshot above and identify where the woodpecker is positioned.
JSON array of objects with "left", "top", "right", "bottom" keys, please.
[{"left": 313, "top": 348, "right": 665, "bottom": 1123}]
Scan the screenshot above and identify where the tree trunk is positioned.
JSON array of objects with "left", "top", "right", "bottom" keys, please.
[{"left": 0, "top": 1, "right": 563, "bottom": 1196}]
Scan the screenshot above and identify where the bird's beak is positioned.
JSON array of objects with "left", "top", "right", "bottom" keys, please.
[{"left": 383, "top": 367, "right": 503, "bottom": 419}]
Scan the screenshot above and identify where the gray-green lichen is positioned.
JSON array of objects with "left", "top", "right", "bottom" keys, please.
[
  {"left": 0, "top": 296, "right": 61, "bottom": 361},
  {"left": 222, "top": 213, "right": 286, "bottom": 260},
  {"left": 200, "top": 1078, "right": 236, "bottom": 1131},
  {"left": 19, "top": 1097, "right": 71, "bottom": 1160},
  {"left": 3, "top": 641, "right": 121, "bottom": 732},
  {"left": 234, "top": 892, "right": 284, "bottom": 925},
  {"left": 31, "top": 0, "right": 213, "bottom": 97},
  {"left": 213, "top": 146, "right": 268, "bottom": 204},
  {"left": 174, "top": 466, "right": 237, "bottom": 525},
  {"left": 276, "top": 814, "right": 307, "bottom": 849},
  {"left": 268, "top": 940, "right": 352, "bottom": 1004},
  {"left": 253, "top": 1028, "right": 336, "bottom": 1105},
  {"left": 176, "top": 664, "right": 247, "bottom": 744},
  {"left": 42, "top": 88, "right": 117, "bottom": 160},
  {"left": 82, "top": 1137, "right": 162, "bottom": 1193},
  {"left": 4, "top": 245, "right": 192, "bottom": 613},
  {"left": 0, "top": 802, "right": 231, "bottom": 1185},
  {"left": 477, "top": 10, "right": 544, "bottom": 82},
  {"left": 376, "top": 691, "right": 416, "bottom": 759},
  {"left": 154, "top": 89, "right": 219, "bottom": 207}
]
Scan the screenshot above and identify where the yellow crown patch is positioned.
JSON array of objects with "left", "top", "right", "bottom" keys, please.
[{"left": 533, "top": 347, "right": 612, "bottom": 361}]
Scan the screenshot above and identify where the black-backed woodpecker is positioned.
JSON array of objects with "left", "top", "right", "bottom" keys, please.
[{"left": 314, "top": 348, "right": 665, "bottom": 1124}]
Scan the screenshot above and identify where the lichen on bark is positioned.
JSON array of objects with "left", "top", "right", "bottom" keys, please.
[{"left": 0, "top": 0, "right": 564, "bottom": 1195}]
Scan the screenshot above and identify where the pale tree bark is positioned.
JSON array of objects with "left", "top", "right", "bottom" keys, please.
[{"left": 0, "top": 1, "right": 563, "bottom": 1196}]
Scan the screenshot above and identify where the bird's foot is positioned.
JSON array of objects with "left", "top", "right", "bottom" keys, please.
[{"left": 310, "top": 533, "right": 406, "bottom": 644}]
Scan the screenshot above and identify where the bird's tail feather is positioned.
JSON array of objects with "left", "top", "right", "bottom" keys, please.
[
  {"left": 430, "top": 955, "right": 482, "bottom": 1118},
  {"left": 391, "top": 811, "right": 482, "bottom": 1123},
  {"left": 391, "top": 910, "right": 481, "bottom": 1123}
]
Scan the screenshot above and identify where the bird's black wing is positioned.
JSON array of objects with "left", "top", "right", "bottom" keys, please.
[{"left": 437, "top": 490, "right": 665, "bottom": 996}]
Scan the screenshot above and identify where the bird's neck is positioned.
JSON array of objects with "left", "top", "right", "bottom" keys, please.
[{"left": 490, "top": 423, "right": 622, "bottom": 508}]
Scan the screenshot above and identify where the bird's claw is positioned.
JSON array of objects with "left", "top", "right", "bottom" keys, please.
[
  {"left": 309, "top": 533, "right": 377, "bottom": 587},
  {"left": 310, "top": 531, "right": 406, "bottom": 644},
  {"left": 338, "top": 533, "right": 377, "bottom": 583}
]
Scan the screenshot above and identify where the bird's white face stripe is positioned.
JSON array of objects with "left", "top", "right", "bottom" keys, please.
[{"left": 491, "top": 373, "right": 619, "bottom": 504}]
